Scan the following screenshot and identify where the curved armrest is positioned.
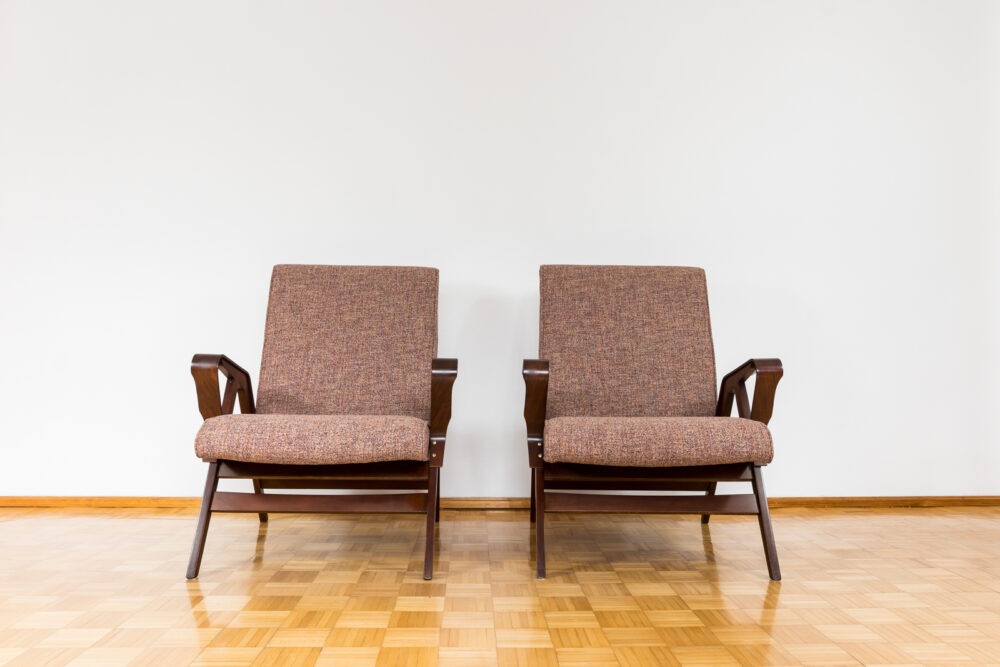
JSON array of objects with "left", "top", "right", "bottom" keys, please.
[
  {"left": 429, "top": 358, "right": 458, "bottom": 467},
  {"left": 191, "top": 354, "right": 256, "bottom": 420},
  {"left": 523, "top": 359, "right": 549, "bottom": 468},
  {"left": 716, "top": 358, "right": 783, "bottom": 425}
]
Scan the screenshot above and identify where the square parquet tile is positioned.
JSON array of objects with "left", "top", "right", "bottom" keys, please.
[{"left": 0, "top": 506, "right": 998, "bottom": 665}]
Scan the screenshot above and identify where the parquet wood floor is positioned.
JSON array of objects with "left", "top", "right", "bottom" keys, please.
[{"left": 0, "top": 507, "right": 998, "bottom": 666}]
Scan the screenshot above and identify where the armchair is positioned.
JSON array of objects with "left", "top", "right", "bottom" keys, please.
[
  {"left": 186, "top": 265, "right": 457, "bottom": 581},
  {"left": 523, "top": 265, "right": 783, "bottom": 580}
]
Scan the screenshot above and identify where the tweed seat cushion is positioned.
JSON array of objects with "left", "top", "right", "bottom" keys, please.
[
  {"left": 195, "top": 414, "right": 429, "bottom": 465},
  {"left": 544, "top": 417, "right": 773, "bottom": 467}
]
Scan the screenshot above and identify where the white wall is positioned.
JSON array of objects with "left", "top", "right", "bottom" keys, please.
[{"left": 1, "top": 0, "right": 997, "bottom": 498}]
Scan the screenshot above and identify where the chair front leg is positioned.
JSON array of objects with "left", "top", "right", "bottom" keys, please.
[
  {"left": 751, "top": 465, "right": 781, "bottom": 581},
  {"left": 534, "top": 467, "right": 546, "bottom": 579},
  {"left": 423, "top": 468, "right": 440, "bottom": 580},
  {"left": 187, "top": 461, "right": 220, "bottom": 579}
]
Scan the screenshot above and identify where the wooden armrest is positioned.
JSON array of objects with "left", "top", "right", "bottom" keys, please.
[
  {"left": 716, "top": 358, "right": 783, "bottom": 425},
  {"left": 429, "top": 358, "right": 458, "bottom": 467},
  {"left": 523, "top": 359, "right": 549, "bottom": 468},
  {"left": 191, "top": 354, "right": 256, "bottom": 420}
]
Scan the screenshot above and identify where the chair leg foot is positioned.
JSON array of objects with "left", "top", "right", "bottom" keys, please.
[
  {"left": 186, "top": 462, "right": 220, "bottom": 580},
  {"left": 423, "top": 468, "right": 439, "bottom": 580},
  {"left": 529, "top": 469, "right": 536, "bottom": 523},
  {"left": 252, "top": 479, "right": 268, "bottom": 523},
  {"left": 701, "top": 482, "right": 717, "bottom": 524},
  {"left": 751, "top": 465, "right": 781, "bottom": 581},
  {"left": 534, "top": 467, "right": 545, "bottom": 579}
]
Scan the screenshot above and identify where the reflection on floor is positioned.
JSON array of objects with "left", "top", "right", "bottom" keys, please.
[{"left": 0, "top": 506, "right": 998, "bottom": 666}]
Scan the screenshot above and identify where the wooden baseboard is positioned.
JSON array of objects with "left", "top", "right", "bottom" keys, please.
[
  {"left": 1, "top": 495, "right": 998, "bottom": 510},
  {"left": 0, "top": 496, "right": 202, "bottom": 508},
  {"left": 768, "top": 496, "right": 1000, "bottom": 508},
  {"left": 0, "top": 496, "right": 531, "bottom": 510},
  {"left": 441, "top": 497, "right": 530, "bottom": 509}
]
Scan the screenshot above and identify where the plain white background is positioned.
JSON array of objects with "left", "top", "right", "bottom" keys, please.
[{"left": 1, "top": 0, "right": 997, "bottom": 499}]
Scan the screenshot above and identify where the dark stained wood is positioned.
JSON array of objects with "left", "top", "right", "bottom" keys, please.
[
  {"left": 186, "top": 461, "right": 219, "bottom": 580},
  {"left": 217, "top": 461, "right": 429, "bottom": 480},
  {"left": 528, "top": 462, "right": 781, "bottom": 581},
  {"left": 429, "top": 358, "right": 458, "bottom": 468},
  {"left": 189, "top": 348, "right": 457, "bottom": 580},
  {"left": 534, "top": 466, "right": 545, "bottom": 579},
  {"left": 544, "top": 491, "right": 758, "bottom": 514},
  {"left": 702, "top": 482, "right": 717, "bottom": 524},
  {"left": 529, "top": 469, "right": 536, "bottom": 523},
  {"left": 251, "top": 479, "right": 268, "bottom": 523},
  {"left": 751, "top": 464, "right": 781, "bottom": 580},
  {"left": 522, "top": 349, "right": 784, "bottom": 580},
  {"left": 258, "top": 479, "right": 427, "bottom": 490},
  {"left": 211, "top": 491, "right": 428, "bottom": 514},
  {"left": 716, "top": 358, "right": 783, "bottom": 424},
  {"left": 191, "top": 354, "right": 255, "bottom": 420},
  {"left": 544, "top": 463, "right": 754, "bottom": 483},
  {"left": 424, "top": 468, "right": 439, "bottom": 580},
  {"left": 546, "top": 479, "right": 715, "bottom": 492},
  {"left": 522, "top": 360, "right": 548, "bottom": 469}
]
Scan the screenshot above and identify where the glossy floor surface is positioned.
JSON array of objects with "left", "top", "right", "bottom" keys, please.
[{"left": 0, "top": 506, "right": 999, "bottom": 666}]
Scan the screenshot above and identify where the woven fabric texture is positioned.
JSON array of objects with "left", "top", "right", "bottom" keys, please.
[
  {"left": 256, "top": 265, "right": 438, "bottom": 419},
  {"left": 540, "top": 265, "right": 717, "bottom": 419},
  {"left": 195, "top": 414, "right": 429, "bottom": 465},
  {"left": 543, "top": 416, "right": 773, "bottom": 467}
]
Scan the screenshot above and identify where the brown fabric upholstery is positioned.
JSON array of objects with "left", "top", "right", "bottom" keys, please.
[
  {"left": 195, "top": 414, "right": 429, "bottom": 465},
  {"left": 256, "top": 265, "right": 438, "bottom": 419},
  {"left": 539, "top": 265, "right": 717, "bottom": 419},
  {"left": 543, "top": 417, "right": 772, "bottom": 467}
]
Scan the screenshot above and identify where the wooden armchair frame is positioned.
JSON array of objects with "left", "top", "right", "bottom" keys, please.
[
  {"left": 523, "top": 358, "right": 783, "bottom": 580},
  {"left": 187, "top": 355, "right": 457, "bottom": 581}
]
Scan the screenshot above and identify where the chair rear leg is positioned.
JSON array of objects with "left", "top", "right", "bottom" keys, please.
[
  {"left": 435, "top": 478, "right": 441, "bottom": 523},
  {"left": 701, "top": 482, "right": 717, "bottom": 524},
  {"left": 423, "top": 468, "right": 440, "bottom": 580},
  {"left": 534, "top": 467, "right": 545, "bottom": 579},
  {"left": 252, "top": 479, "right": 268, "bottom": 523},
  {"left": 751, "top": 464, "right": 781, "bottom": 581},
  {"left": 529, "top": 469, "right": 536, "bottom": 523},
  {"left": 187, "top": 461, "right": 220, "bottom": 580}
]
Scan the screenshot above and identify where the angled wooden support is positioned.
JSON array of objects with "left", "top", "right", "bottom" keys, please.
[
  {"left": 717, "top": 358, "right": 783, "bottom": 425},
  {"left": 186, "top": 461, "right": 220, "bottom": 580},
  {"left": 751, "top": 464, "right": 781, "bottom": 580}
]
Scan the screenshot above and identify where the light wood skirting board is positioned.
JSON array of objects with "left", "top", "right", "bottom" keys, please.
[{"left": 1, "top": 495, "right": 998, "bottom": 509}]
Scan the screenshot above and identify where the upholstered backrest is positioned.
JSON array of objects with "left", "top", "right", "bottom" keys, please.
[
  {"left": 540, "top": 265, "right": 717, "bottom": 418},
  {"left": 256, "top": 265, "right": 438, "bottom": 419}
]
